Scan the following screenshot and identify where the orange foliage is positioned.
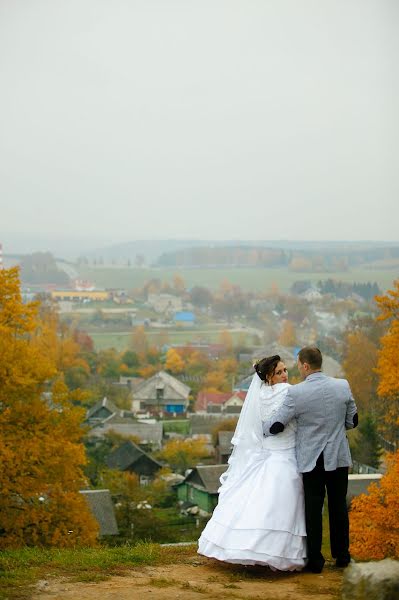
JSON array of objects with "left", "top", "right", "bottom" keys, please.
[
  {"left": 138, "top": 364, "right": 159, "bottom": 378},
  {"left": 130, "top": 325, "right": 149, "bottom": 354},
  {"left": 172, "top": 274, "right": 186, "bottom": 294},
  {"left": 278, "top": 320, "right": 297, "bottom": 346},
  {"left": 0, "top": 268, "right": 98, "bottom": 548},
  {"left": 218, "top": 330, "right": 234, "bottom": 353},
  {"left": 350, "top": 451, "right": 399, "bottom": 560},
  {"left": 375, "top": 280, "right": 399, "bottom": 437},
  {"left": 342, "top": 330, "right": 378, "bottom": 414}
]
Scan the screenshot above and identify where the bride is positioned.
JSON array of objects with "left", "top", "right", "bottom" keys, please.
[{"left": 198, "top": 355, "right": 307, "bottom": 571}]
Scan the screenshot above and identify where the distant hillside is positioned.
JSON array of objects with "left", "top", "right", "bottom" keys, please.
[
  {"left": 83, "top": 240, "right": 399, "bottom": 267},
  {"left": 157, "top": 244, "right": 399, "bottom": 270}
]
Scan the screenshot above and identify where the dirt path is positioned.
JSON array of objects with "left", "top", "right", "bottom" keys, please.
[{"left": 32, "top": 555, "right": 344, "bottom": 600}]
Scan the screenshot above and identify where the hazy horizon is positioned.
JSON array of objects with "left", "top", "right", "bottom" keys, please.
[
  {"left": 2, "top": 233, "right": 399, "bottom": 261},
  {"left": 1, "top": 0, "right": 398, "bottom": 250}
]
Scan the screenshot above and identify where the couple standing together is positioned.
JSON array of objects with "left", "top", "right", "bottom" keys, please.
[{"left": 198, "top": 346, "right": 358, "bottom": 573}]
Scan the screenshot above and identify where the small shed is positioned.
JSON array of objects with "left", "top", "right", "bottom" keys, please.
[{"left": 80, "top": 489, "right": 118, "bottom": 536}]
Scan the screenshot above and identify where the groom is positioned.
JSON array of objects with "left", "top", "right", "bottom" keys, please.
[{"left": 262, "top": 346, "right": 358, "bottom": 573}]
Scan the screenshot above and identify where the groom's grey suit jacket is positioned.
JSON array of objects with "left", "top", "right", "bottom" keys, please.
[{"left": 262, "top": 372, "right": 358, "bottom": 473}]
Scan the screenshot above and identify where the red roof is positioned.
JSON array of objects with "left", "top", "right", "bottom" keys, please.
[{"left": 195, "top": 391, "right": 246, "bottom": 412}]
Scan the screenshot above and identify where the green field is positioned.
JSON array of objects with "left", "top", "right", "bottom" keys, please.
[
  {"left": 78, "top": 265, "right": 397, "bottom": 293},
  {"left": 89, "top": 329, "right": 255, "bottom": 352}
]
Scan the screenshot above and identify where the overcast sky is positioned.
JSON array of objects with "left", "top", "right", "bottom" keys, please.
[{"left": 0, "top": 0, "right": 398, "bottom": 253}]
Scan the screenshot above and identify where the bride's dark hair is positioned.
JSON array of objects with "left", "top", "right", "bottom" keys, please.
[{"left": 253, "top": 355, "right": 281, "bottom": 384}]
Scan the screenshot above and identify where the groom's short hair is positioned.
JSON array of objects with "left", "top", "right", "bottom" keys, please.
[{"left": 298, "top": 346, "right": 322, "bottom": 369}]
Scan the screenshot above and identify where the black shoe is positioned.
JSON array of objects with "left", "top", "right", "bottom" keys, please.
[
  {"left": 335, "top": 557, "right": 351, "bottom": 568},
  {"left": 304, "top": 561, "right": 324, "bottom": 574}
]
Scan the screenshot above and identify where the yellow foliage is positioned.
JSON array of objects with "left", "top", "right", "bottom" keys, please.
[
  {"left": 203, "top": 371, "right": 230, "bottom": 393},
  {"left": 157, "top": 437, "right": 210, "bottom": 473},
  {"left": 217, "top": 358, "right": 238, "bottom": 376},
  {"left": 377, "top": 320, "right": 399, "bottom": 405},
  {"left": 375, "top": 280, "right": 399, "bottom": 436},
  {"left": 350, "top": 451, "right": 399, "bottom": 560},
  {"left": 35, "top": 307, "right": 89, "bottom": 375},
  {"left": 165, "top": 348, "right": 185, "bottom": 374},
  {"left": 0, "top": 268, "right": 98, "bottom": 548}
]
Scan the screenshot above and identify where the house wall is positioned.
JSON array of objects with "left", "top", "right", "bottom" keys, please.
[{"left": 177, "top": 484, "right": 216, "bottom": 514}]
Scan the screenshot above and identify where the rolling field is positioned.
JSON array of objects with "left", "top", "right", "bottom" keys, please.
[
  {"left": 77, "top": 265, "right": 397, "bottom": 293},
  {"left": 89, "top": 328, "right": 255, "bottom": 352}
]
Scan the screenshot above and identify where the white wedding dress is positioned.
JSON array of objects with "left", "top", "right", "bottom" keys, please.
[{"left": 198, "top": 382, "right": 307, "bottom": 571}]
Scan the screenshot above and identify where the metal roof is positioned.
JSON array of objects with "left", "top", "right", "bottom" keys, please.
[{"left": 80, "top": 489, "right": 118, "bottom": 536}]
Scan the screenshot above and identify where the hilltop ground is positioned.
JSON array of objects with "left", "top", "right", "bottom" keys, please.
[{"left": 30, "top": 551, "right": 344, "bottom": 600}]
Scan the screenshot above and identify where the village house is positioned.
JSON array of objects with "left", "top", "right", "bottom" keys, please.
[
  {"left": 106, "top": 440, "right": 163, "bottom": 485},
  {"left": 86, "top": 397, "right": 163, "bottom": 449},
  {"left": 86, "top": 397, "right": 121, "bottom": 425},
  {"left": 176, "top": 464, "right": 228, "bottom": 516},
  {"left": 195, "top": 391, "right": 246, "bottom": 414},
  {"left": 130, "top": 370, "right": 190, "bottom": 416}
]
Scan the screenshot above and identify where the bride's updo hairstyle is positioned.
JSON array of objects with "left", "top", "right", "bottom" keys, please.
[{"left": 253, "top": 355, "right": 281, "bottom": 385}]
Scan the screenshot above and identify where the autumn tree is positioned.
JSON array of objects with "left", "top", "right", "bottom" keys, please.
[
  {"left": 190, "top": 286, "right": 213, "bottom": 308},
  {"left": 157, "top": 438, "right": 210, "bottom": 473},
  {"left": 0, "top": 268, "right": 98, "bottom": 548},
  {"left": 165, "top": 348, "right": 185, "bottom": 374},
  {"left": 130, "top": 325, "right": 149, "bottom": 355},
  {"left": 350, "top": 450, "right": 399, "bottom": 560},
  {"left": 375, "top": 280, "right": 399, "bottom": 446},
  {"left": 172, "top": 274, "right": 186, "bottom": 295},
  {"left": 342, "top": 330, "right": 379, "bottom": 415},
  {"left": 100, "top": 468, "right": 175, "bottom": 542},
  {"left": 202, "top": 370, "right": 230, "bottom": 393},
  {"left": 278, "top": 320, "right": 297, "bottom": 347},
  {"left": 35, "top": 301, "right": 91, "bottom": 390},
  {"left": 121, "top": 349, "right": 140, "bottom": 371},
  {"left": 218, "top": 330, "right": 234, "bottom": 354}
]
